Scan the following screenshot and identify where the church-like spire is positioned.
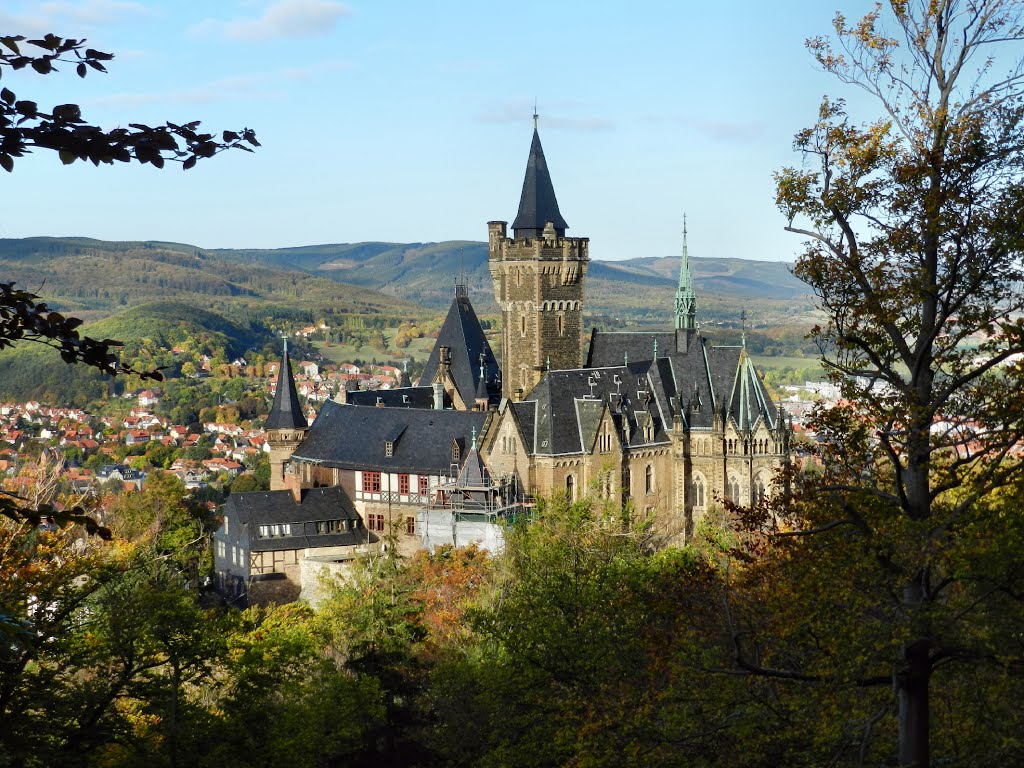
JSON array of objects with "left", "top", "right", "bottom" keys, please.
[
  {"left": 265, "top": 339, "right": 307, "bottom": 430},
  {"left": 674, "top": 215, "right": 697, "bottom": 331},
  {"left": 511, "top": 118, "right": 569, "bottom": 239}
]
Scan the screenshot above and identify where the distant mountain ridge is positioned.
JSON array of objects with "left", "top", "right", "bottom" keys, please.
[
  {"left": 206, "top": 240, "right": 809, "bottom": 312},
  {"left": 0, "top": 236, "right": 812, "bottom": 327}
]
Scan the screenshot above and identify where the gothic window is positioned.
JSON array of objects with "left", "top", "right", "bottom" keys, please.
[
  {"left": 754, "top": 474, "right": 768, "bottom": 505},
  {"left": 520, "top": 315, "right": 527, "bottom": 337},
  {"left": 557, "top": 313, "right": 564, "bottom": 337},
  {"left": 690, "top": 475, "right": 706, "bottom": 508},
  {"left": 566, "top": 474, "right": 576, "bottom": 501},
  {"left": 728, "top": 475, "right": 741, "bottom": 505},
  {"left": 645, "top": 464, "right": 654, "bottom": 495}
]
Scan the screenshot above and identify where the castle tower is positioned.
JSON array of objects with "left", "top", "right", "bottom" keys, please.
[
  {"left": 265, "top": 340, "right": 309, "bottom": 491},
  {"left": 489, "top": 119, "right": 589, "bottom": 400}
]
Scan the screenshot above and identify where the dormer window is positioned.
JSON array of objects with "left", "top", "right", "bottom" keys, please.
[
  {"left": 451, "top": 440, "right": 461, "bottom": 463},
  {"left": 385, "top": 441, "right": 394, "bottom": 457}
]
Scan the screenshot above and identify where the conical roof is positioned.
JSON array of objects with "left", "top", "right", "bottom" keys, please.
[
  {"left": 455, "top": 429, "right": 489, "bottom": 488},
  {"left": 265, "top": 340, "right": 308, "bottom": 430},
  {"left": 419, "top": 291, "right": 500, "bottom": 408},
  {"left": 511, "top": 127, "right": 568, "bottom": 239}
]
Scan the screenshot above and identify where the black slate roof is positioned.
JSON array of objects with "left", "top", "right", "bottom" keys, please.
[
  {"left": 265, "top": 341, "right": 308, "bottom": 430},
  {"left": 346, "top": 386, "right": 446, "bottom": 409},
  {"left": 291, "top": 400, "right": 489, "bottom": 474},
  {"left": 585, "top": 329, "right": 780, "bottom": 433},
  {"left": 511, "top": 127, "right": 569, "bottom": 239},
  {"left": 419, "top": 293, "right": 499, "bottom": 408},
  {"left": 519, "top": 364, "right": 670, "bottom": 456},
  {"left": 224, "top": 486, "right": 375, "bottom": 552}
]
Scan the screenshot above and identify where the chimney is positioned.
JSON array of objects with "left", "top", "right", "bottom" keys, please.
[
  {"left": 433, "top": 381, "right": 445, "bottom": 410},
  {"left": 285, "top": 464, "right": 302, "bottom": 503}
]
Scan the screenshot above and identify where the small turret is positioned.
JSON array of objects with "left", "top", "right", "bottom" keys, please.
[
  {"left": 266, "top": 339, "right": 309, "bottom": 491},
  {"left": 674, "top": 215, "right": 698, "bottom": 353}
]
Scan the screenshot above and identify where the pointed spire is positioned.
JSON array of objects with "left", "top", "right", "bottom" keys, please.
[
  {"left": 674, "top": 214, "right": 697, "bottom": 331},
  {"left": 265, "top": 339, "right": 307, "bottom": 430},
  {"left": 475, "top": 352, "right": 489, "bottom": 402},
  {"left": 512, "top": 121, "right": 569, "bottom": 239}
]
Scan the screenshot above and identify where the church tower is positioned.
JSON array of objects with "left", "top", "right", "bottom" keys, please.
[
  {"left": 489, "top": 119, "right": 589, "bottom": 400},
  {"left": 265, "top": 340, "right": 309, "bottom": 491}
]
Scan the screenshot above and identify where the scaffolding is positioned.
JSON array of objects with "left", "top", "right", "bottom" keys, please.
[{"left": 417, "top": 463, "right": 532, "bottom": 553}]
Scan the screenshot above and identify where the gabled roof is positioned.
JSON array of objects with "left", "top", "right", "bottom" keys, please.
[
  {"left": 223, "top": 486, "right": 374, "bottom": 552},
  {"left": 291, "top": 401, "right": 488, "bottom": 475},
  {"left": 520, "top": 365, "right": 669, "bottom": 456},
  {"left": 346, "top": 385, "right": 445, "bottom": 409},
  {"left": 726, "top": 351, "right": 778, "bottom": 432},
  {"left": 265, "top": 341, "right": 307, "bottom": 431},
  {"left": 584, "top": 329, "right": 779, "bottom": 434},
  {"left": 419, "top": 293, "right": 500, "bottom": 408},
  {"left": 511, "top": 127, "right": 569, "bottom": 239}
]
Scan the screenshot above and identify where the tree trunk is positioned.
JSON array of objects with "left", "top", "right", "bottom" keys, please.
[{"left": 897, "top": 579, "right": 931, "bottom": 767}]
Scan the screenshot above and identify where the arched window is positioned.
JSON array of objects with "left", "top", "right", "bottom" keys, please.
[
  {"left": 754, "top": 474, "right": 768, "bottom": 505},
  {"left": 728, "top": 475, "right": 741, "bottom": 504},
  {"left": 645, "top": 464, "right": 654, "bottom": 495},
  {"left": 557, "top": 313, "right": 564, "bottom": 337},
  {"left": 690, "top": 475, "right": 706, "bottom": 508},
  {"left": 566, "top": 474, "right": 576, "bottom": 501},
  {"left": 520, "top": 315, "right": 527, "bottom": 337}
]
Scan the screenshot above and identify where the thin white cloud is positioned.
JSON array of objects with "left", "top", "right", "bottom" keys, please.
[
  {"left": 477, "top": 99, "right": 614, "bottom": 132},
  {"left": 0, "top": 1, "right": 151, "bottom": 35},
  {"left": 644, "top": 113, "right": 765, "bottom": 143},
  {"left": 91, "top": 60, "right": 352, "bottom": 107},
  {"left": 190, "top": 0, "right": 351, "bottom": 42},
  {"left": 39, "top": 0, "right": 152, "bottom": 26}
]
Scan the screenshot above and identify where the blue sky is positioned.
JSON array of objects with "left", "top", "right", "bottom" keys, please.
[{"left": 0, "top": 0, "right": 849, "bottom": 262}]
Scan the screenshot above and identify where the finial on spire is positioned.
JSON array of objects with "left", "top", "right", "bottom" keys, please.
[
  {"left": 533, "top": 99, "right": 539, "bottom": 131},
  {"left": 740, "top": 309, "right": 748, "bottom": 348},
  {"left": 653, "top": 337, "right": 658, "bottom": 358},
  {"left": 282, "top": 337, "right": 289, "bottom": 355},
  {"left": 455, "top": 249, "right": 468, "bottom": 298},
  {"left": 545, "top": 354, "right": 551, "bottom": 371},
  {"left": 471, "top": 426, "right": 477, "bottom": 451}
]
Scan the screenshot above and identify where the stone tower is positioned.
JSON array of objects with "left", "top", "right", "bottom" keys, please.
[
  {"left": 265, "top": 340, "right": 309, "bottom": 491},
  {"left": 489, "top": 122, "right": 589, "bottom": 400}
]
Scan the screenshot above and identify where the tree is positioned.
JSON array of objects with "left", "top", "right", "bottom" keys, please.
[
  {"left": 432, "top": 496, "right": 740, "bottom": 768},
  {"left": 767, "top": 2, "right": 1024, "bottom": 765},
  {"left": 0, "top": 34, "right": 258, "bottom": 533}
]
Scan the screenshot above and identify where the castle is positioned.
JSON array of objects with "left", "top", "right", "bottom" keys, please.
[{"left": 214, "top": 124, "right": 790, "bottom": 602}]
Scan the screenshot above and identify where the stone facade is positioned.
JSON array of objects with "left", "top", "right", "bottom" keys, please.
[{"left": 488, "top": 220, "right": 589, "bottom": 400}]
